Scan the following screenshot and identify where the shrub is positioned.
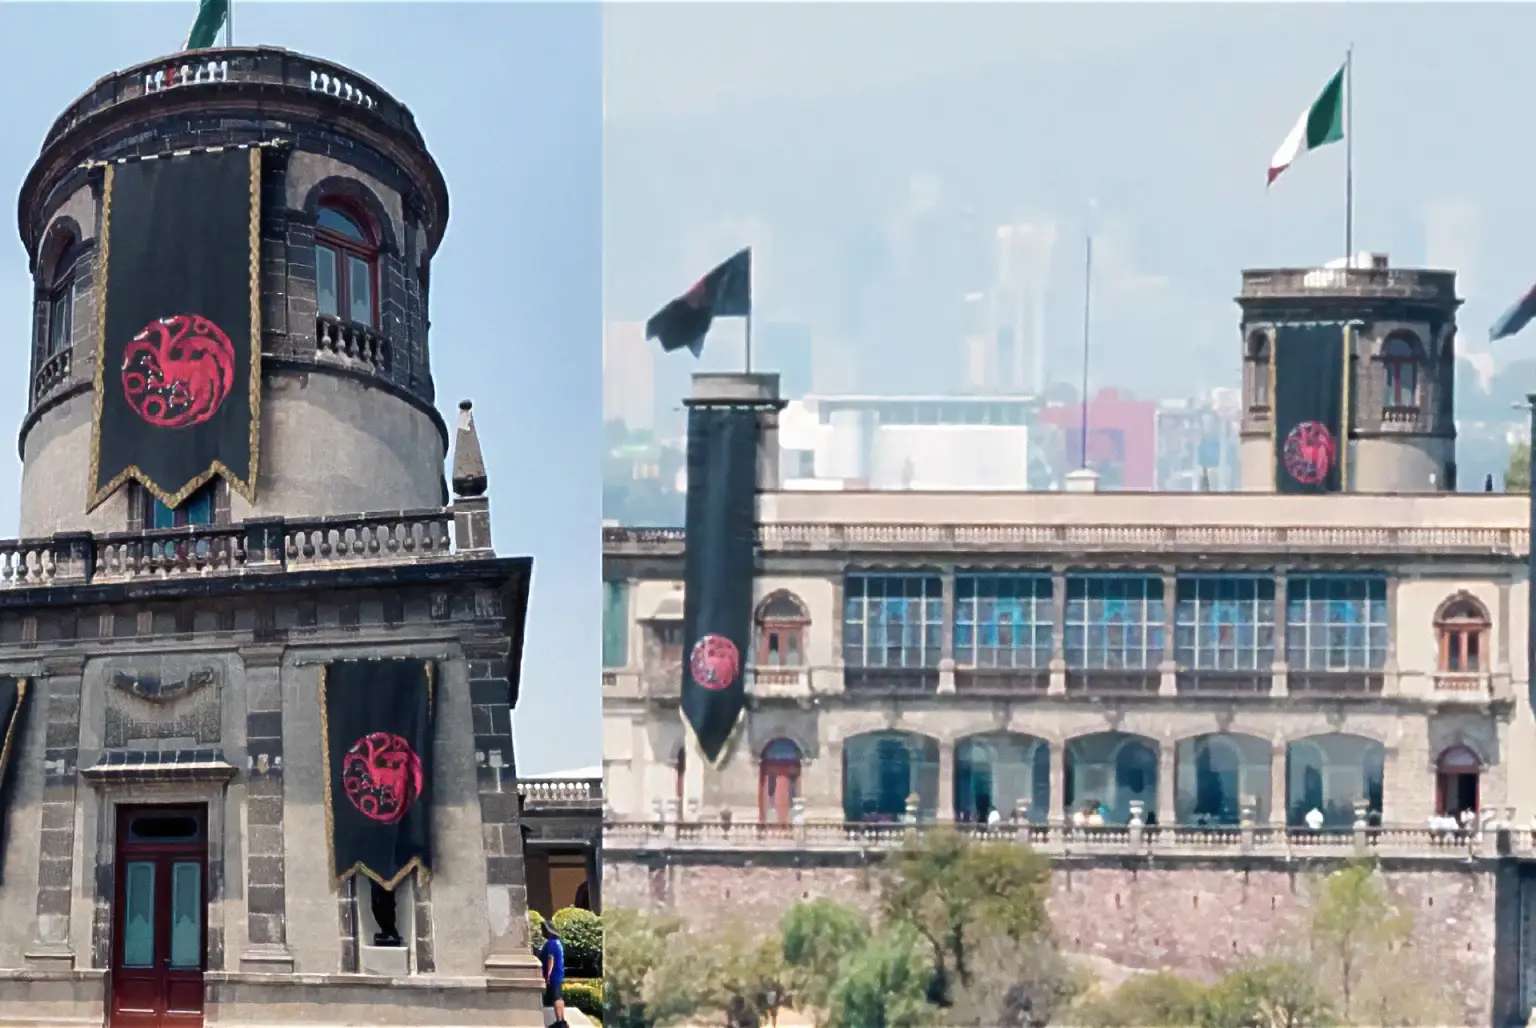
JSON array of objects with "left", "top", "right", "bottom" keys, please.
[
  {"left": 563, "top": 978, "right": 604, "bottom": 1022},
  {"left": 604, "top": 907, "right": 684, "bottom": 1028},
  {"left": 527, "top": 909, "right": 546, "bottom": 954},
  {"left": 552, "top": 906, "right": 603, "bottom": 978}
]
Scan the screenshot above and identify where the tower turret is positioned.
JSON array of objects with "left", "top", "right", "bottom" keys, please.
[
  {"left": 1237, "top": 256, "right": 1461, "bottom": 493},
  {"left": 17, "top": 47, "right": 450, "bottom": 536}
]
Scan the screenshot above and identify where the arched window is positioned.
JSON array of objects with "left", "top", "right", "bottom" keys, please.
[
  {"left": 1435, "top": 745, "right": 1481, "bottom": 819},
  {"left": 1246, "top": 331, "right": 1271, "bottom": 410},
  {"left": 756, "top": 591, "right": 808, "bottom": 668},
  {"left": 1436, "top": 595, "right": 1490, "bottom": 674},
  {"left": 315, "top": 202, "right": 378, "bottom": 328},
  {"left": 1381, "top": 336, "right": 1420, "bottom": 409},
  {"left": 46, "top": 242, "right": 79, "bottom": 357},
  {"left": 759, "top": 738, "right": 802, "bottom": 824}
]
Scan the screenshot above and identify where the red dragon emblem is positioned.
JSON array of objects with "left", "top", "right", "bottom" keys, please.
[
  {"left": 689, "top": 633, "right": 740, "bottom": 692},
  {"left": 341, "top": 732, "right": 423, "bottom": 824},
  {"left": 121, "top": 314, "right": 236, "bottom": 429},
  {"left": 1282, "top": 421, "right": 1337, "bottom": 486}
]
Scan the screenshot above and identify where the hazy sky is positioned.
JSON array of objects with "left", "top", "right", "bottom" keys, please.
[
  {"left": 604, "top": 3, "right": 1536, "bottom": 403},
  {"left": 0, "top": 3, "right": 601, "bottom": 775}
]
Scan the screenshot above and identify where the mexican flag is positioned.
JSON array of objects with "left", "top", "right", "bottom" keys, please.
[
  {"left": 185, "top": 0, "right": 229, "bottom": 50},
  {"left": 1267, "top": 64, "right": 1346, "bottom": 186}
]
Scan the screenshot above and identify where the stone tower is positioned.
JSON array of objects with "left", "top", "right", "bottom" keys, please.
[
  {"left": 19, "top": 47, "right": 449, "bottom": 536},
  {"left": 0, "top": 48, "right": 546, "bottom": 1027},
  {"left": 1237, "top": 257, "right": 1461, "bottom": 493}
]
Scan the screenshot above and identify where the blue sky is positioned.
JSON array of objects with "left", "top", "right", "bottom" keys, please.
[
  {"left": 605, "top": 4, "right": 1536, "bottom": 401},
  {"left": 0, "top": 3, "right": 602, "bottom": 774}
]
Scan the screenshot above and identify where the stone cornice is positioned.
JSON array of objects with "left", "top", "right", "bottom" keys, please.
[{"left": 604, "top": 523, "right": 1528, "bottom": 563}]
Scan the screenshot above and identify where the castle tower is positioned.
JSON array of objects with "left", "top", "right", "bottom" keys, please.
[
  {"left": 1237, "top": 257, "right": 1461, "bottom": 493},
  {"left": 18, "top": 47, "right": 450, "bottom": 536},
  {"left": 0, "top": 49, "right": 548, "bottom": 1027}
]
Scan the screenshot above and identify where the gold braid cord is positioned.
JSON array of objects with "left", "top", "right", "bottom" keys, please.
[
  {"left": 319, "top": 660, "right": 436, "bottom": 892},
  {"left": 0, "top": 680, "right": 27, "bottom": 790},
  {"left": 84, "top": 147, "right": 264, "bottom": 512}
]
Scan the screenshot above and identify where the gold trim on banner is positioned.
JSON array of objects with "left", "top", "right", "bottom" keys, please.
[
  {"left": 1268, "top": 330, "right": 1278, "bottom": 489},
  {"left": 1340, "top": 324, "right": 1353, "bottom": 490},
  {"left": 319, "top": 660, "right": 436, "bottom": 893},
  {"left": 0, "top": 679, "right": 28, "bottom": 792},
  {"left": 681, "top": 703, "right": 746, "bottom": 774},
  {"left": 84, "top": 148, "right": 264, "bottom": 512}
]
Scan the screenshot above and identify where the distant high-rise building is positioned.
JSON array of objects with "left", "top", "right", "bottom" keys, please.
[
  {"left": 991, "top": 222, "right": 1057, "bottom": 394},
  {"left": 602, "top": 321, "right": 655, "bottom": 431}
]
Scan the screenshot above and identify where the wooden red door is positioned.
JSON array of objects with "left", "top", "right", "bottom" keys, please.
[{"left": 110, "top": 807, "right": 207, "bottom": 1028}]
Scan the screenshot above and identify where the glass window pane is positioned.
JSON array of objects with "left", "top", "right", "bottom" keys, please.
[
  {"left": 184, "top": 488, "right": 214, "bottom": 527},
  {"left": 169, "top": 862, "right": 201, "bottom": 969},
  {"left": 50, "top": 289, "right": 72, "bottom": 355},
  {"left": 348, "top": 256, "right": 373, "bottom": 326},
  {"left": 316, "top": 245, "right": 339, "bottom": 317},
  {"left": 317, "top": 206, "right": 367, "bottom": 241},
  {"left": 123, "top": 861, "right": 156, "bottom": 968}
]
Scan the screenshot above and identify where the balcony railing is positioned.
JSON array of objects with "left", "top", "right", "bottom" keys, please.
[
  {"left": 43, "top": 47, "right": 424, "bottom": 152},
  {"left": 604, "top": 819, "right": 1528, "bottom": 861},
  {"left": 0, "top": 507, "right": 463, "bottom": 589},
  {"left": 1240, "top": 267, "right": 1458, "bottom": 303},
  {"left": 518, "top": 778, "right": 602, "bottom": 807},
  {"left": 315, "top": 314, "right": 390, "bottom": 376},
  {"left": 604, "top": 523, "right": 1528, "bottom": 558}
]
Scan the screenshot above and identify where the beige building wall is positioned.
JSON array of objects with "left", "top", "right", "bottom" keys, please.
[{"left": 604, "top": 489, "right": 1534, "bottom": 826}]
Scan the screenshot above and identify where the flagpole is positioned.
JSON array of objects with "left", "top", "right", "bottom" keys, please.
[
  {"left": 744, "top": 247, "right": 754, "bottom": 375},
  {"left": 1079, "top": 227, "right": 1093, "bottom": 470},
  {"left": 1344, "top": 44, "right": 1354, "bottom": 261}
]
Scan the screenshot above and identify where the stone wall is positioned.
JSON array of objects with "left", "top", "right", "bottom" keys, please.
[{"left": 604, "top": 851, "right": 1513, "bottom": 1027}]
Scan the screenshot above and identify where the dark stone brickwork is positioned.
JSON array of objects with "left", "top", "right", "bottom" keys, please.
[
  {"left": 468, "top": 642, "right": 529, "bottom": 943},
  {"left": 35, "top": 662, "right": 84, "bottom": 951},
  {"left": 412, "top": 876, "right": 436, "bottom": 974},
  {"left": 243, "top": 647, "right": 287, "bottom": 951}
]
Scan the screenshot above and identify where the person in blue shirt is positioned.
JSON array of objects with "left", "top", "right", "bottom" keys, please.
[{"left": 537, "top": 921, "right": 567, "bottom": 1028}]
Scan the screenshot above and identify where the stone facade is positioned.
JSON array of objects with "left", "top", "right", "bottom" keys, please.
[
  {"left": 602, "top": 840, "right": 1529, "bottom": 1027},
  {"left": 0, "top": 46, "right": 546, "bottom": 1028}
]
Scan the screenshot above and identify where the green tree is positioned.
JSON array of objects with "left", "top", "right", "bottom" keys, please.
[
  {"left": 948, "top": 934, "right": 1086, "bottom": 1028},
  {"left": 824, "top": 925, "right": 936, "bottom": 1028},
  {"left": 1309, "top": 860, "right": 1411, "bottom": 1021},
  {"left": 603, "top": 907, "right": 683, "bottom": 1028},
  {"left": 879, "top": 828, "right": 1052, "bottom": 1004},
  {"left": 1201, "top": 961, "right": 1335, "bottom": 1028},
  {"left": 1507, "top": 442, "right": 1530, "bottom": 492},
  {"left": 1073, "top": 972, "right": 1210, "bottom": 1027},
  {"left": 647, "top": 925, "right": 784, "bottom": 1028},
  {"left": 779, "top": 899, "right": 871, "bottom": 1016}
]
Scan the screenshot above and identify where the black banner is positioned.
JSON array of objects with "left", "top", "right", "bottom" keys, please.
[
  {"left": 0, "top": 678, "right": 29, "bottom": 884},
  {"left": 89, "top": 146, "right": 262, "bottom": 510},
  {"left": 1273, "top": 323, "right": 1348, "bottom": 494},
  {"left": 681, "top": 407, "right": 759, "bottom": 763},
  {"left": 320, "top": 660, "right": 434, "bottom": 889}
]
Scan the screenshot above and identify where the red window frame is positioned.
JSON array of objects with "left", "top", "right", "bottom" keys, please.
[{"left": 314, "top": 200, "right": 380, "bottom": 329}]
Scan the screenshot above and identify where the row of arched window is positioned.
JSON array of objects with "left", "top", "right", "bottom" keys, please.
[
  {"left": 37, "top": 197, "right": 390, "bottom": 364},
  {"left": 720, "top": 588, "right": 1494, "bottom": 676},
  {"left": 1246, "top": 331, "right": 1433, "bottom": 411},
  {"left": 677, "top": 731, "right": 1485, "bottom": 828}
]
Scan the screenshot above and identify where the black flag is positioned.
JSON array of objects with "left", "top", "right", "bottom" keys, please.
[
  {"left": 681, "top": 407, "right": 759, "bottom": 762},
  {"left": 320, "top": 660, "right": 434, "bottom": 889},
  {"left": 0, "top": 678, "right": 29, "bottom": 883},
  {"left": 1273, "top": 323, "right": 1348, "bottom": 494},
  {"left": 88, "top": 146, "right": 261, "bottom": 511},
  {"left": 646, "top": 248, "right": 751, "bottom": 357}
]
